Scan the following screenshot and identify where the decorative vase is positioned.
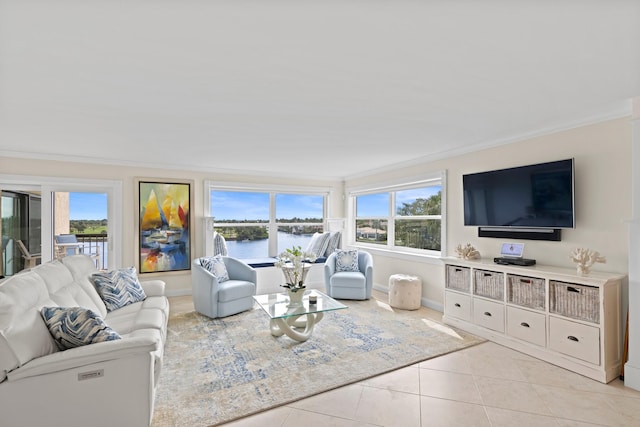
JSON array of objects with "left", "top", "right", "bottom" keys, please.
[
  {"left": 287, "top": 288, "right": 305, "bottom": 307},
  {"left": 280, "top": 263, "right": 312, "bottom": 287}
]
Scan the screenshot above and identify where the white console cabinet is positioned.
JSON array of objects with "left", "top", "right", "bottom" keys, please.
[{"left": 442, "top": 258, "right": 625, "bottom": 383}]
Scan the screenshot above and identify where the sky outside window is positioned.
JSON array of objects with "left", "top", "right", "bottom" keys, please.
[
  {"left": 211, "top": 191, "right": 269, "bottom": 221},
  {"left": 356, "top": 193, "right": 389, "bottom": 217},
  {"left": 276, "top": 194, "right": 323, "bottom": 220},
  {"left": 69, "top": 193, "right": 107, "bottom": 220}
]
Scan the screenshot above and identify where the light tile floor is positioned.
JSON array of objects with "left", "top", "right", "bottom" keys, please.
[{"left": 168, "top": 296, "right": 640, "bottom": 427}]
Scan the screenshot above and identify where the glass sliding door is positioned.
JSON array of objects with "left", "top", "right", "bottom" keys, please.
[{"left": 1, "top": 191, "right": 41, "bottom": 277}]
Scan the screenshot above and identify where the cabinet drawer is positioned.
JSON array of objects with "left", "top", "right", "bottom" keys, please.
[
  {"left": 445, "top": 291, "right": 471, "bottom": 321},
  {"left": 506, "top": 306, "right": 546, "bottom": 347},
  {"left": 473, "top": 298, "right": 505, "bottom": 333},
  {"left": 549, "top": 316, "right": 600, "bottom": 365}
]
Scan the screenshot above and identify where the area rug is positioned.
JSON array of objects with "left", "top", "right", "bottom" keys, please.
[{"left": 151, "top": 294, "right": 484, "bottom": 426}]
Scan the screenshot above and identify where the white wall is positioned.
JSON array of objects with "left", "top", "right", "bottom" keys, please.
[{"left": 346, "top": 117, "right": 632, "bottom": 309}]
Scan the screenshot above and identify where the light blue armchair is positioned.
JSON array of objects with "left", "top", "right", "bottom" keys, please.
[
  {"left": 192, "top": 256, "right": 257, "bottom": 318},
  {"left": 324, "top": 250, "right": 373, "bottom": 300}
]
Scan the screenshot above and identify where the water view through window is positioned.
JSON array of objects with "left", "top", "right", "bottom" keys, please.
[
  {"left": 211, "top": 190, "right": 325, "bottom": 259},
  {"left": 225, "top": 232, "right": 314, "bottom": 259}
]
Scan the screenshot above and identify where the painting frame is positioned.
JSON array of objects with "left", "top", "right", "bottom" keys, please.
[{"left": 135, "top": 178, "right": 194, "bottom": 275}]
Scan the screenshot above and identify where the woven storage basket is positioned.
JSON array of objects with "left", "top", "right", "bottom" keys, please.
[
  {"left": 507, "top": 274, "right": 545, "bottom": 310},
  {"left": 473, "top": 269, "right": 504, "bottom": 301},
  {"left": 550, "top": 281, "right": 600, "bottom": 324},
  {"left": 446, "top": 265, "right": 470, "bottom": 292}
]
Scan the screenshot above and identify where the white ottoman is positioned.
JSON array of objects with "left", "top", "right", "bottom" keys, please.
[{"left": 389, "top": 274, "right": 422, "bottom": 310}]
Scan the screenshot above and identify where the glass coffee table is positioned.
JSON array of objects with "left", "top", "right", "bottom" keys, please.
[{"left": 253, "top": 289, "right": 348, "bottom": 342}]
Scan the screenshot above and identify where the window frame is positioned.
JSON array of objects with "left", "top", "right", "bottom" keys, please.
[
  {"left": 204, "top": 181, "right": 333, "bottom": 258},
  {"left": 0, "top": 174, "right": 122, "bottom": 269},
  {"left": 346, "top": 171, "right": 447, "bottom": 258}
]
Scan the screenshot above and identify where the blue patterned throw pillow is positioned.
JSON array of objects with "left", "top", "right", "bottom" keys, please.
[
  {"left": 305, "top": 232, "right": 331, "bottom": 258},
  {"left": 41, "top": 306, "right": 121, "bottom": 351},
  {"left": 335, "top": 249, "right": 359, "bottom": 272},
  {"left": 199, "top": 255, "right": 229, "bottom": 282},
  {"left": 90, "top": 267, "right": 147, "bottom": 312}
]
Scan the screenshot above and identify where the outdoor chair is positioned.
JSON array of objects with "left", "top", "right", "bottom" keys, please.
[
  {"left": 54, "top": 234, "right": 100, "bottom": 265},
  {"left": 16, "top": 239, "right": 41, "bottom": 269}
]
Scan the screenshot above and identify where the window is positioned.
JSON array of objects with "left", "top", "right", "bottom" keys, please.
[
  {"left": 207, "top": 182, "right": 329, "bottom": 259},
  {"left": 0, "top": 174, "right": 122, "bottom": 272},
  {"left": 350, "top": 172, "right": 445, "bottom": 256}
]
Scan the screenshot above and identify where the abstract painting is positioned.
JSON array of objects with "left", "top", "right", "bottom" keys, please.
[{"left": 137, "top": 179, "right": 192, "bottom": 273}]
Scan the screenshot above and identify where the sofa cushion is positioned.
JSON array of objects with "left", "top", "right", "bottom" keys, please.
[
  {"left": 90, "top": 267, "right": 147, "bottom": 312},
  {"left": 105, "top": 299, "right": 167, "bottom": 335},
  {"left": 217, "top": 280, "right": 256, "bottom": 302},
  {"left": 199, "top": 256, "right": 229, "bottom": 282},
  {"left": 335, "top": 249, "right": 359, "bottom": 272},
  {"left": 0, "top": 271, "right": 59, "bottom": 378},
  {"left": 41, "top": 306, "right": 121, "bottom": 351},
  {"left": 60, "top": 255, "right": 110, "bottom": 316}
]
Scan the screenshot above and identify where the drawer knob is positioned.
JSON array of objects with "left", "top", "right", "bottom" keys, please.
[
  {"left": 454, "top": 303, "right": 461, "bottom": 308},
  {"left": 520, "top": 322, "right": 530, "bottom": 328},
  {"left": 484, "top": 311, "right": 492, "bottom": 317},
  {"left": 521, "top": 279, "right": 531, "bottom": 284},
  {"left": 567, "top": 335, "right": 579, "bottom": 342},
  {"left": 567, "top": 286, "right": 580, "bottom": 293}
]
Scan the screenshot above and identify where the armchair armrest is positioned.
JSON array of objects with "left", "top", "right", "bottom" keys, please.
[
  {"left": 7, "top": 337, "right": 157, "bottom": 382},
  {"left": 224, "top": 257, "right": 257, "bottom": 284},
  {"left": 324, "top": 252, "right": 337, "bottom": 277}
]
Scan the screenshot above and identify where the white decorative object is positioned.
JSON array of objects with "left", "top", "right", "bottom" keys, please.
[
  {"left": 570, "top": 248, "right": 606, "bottom": 275},
  {"left": 455, "top": 243, "right": 480, "bottom": 260},
  {"left": 274, "top": 246, "right": 316, "bottom": 301}
]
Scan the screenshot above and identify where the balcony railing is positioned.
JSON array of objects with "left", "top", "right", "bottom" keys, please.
[{"left": 74, "top": 234, "right": 108, "bottom": 270}]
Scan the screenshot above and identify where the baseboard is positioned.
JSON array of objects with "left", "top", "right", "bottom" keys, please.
[
  {"left": 165, "top": 289, "right": 192, "bottom": 297},
  {"left": 372, "top": 284, "right": 443, "bottom": 312},
  {"left": 624, "top": 362, "right": 640, "bottom": 391}
]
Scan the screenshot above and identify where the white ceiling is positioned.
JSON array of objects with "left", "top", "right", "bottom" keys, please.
[{"left": 1, "top": 1, "right": 639, "bottom": 180}]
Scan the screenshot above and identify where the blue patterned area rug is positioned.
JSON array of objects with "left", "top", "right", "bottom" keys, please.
[{"left": 151, "top": 293, "right": 484, "bottom": 427}]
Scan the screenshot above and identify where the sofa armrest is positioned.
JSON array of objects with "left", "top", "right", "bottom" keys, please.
[
  {"left": 140, "top": 279, "right": 166, "bottom": 297},
  {"left": 7, "top": 336, "right": 157, "bottom": 382}
]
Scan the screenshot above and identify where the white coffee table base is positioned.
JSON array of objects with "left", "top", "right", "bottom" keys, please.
[{"left": 270, "top": 312, "right": 324, "bottom": 342}]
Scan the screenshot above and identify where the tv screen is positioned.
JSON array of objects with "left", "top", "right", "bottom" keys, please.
[{"left": 463, "top": 159, "right": 575, "bottom": 229}]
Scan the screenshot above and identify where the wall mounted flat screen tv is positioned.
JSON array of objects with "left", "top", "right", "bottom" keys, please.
[{"left": 463, "top": 159, "right": 575, "bottom": 229}]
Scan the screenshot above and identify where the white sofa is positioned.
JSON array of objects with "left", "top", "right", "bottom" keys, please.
[{"left": 0, "top": 255, "right": 169, "bottom": 427}]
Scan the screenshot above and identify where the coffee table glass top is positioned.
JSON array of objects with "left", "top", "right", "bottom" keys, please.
[{"left": 253, "top": 289, "right": 347, "bottom": 319}]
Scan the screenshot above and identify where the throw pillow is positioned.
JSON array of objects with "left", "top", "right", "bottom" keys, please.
[
  {"left": 199, "top": 255, "right": 229, "bottom": 282},
  {"left": 323, "top": 231, "right": 342, "bottom": 257},
  {"left": 90, "top": 267, "right": 147, "bottom": 312},
  {"left": 41, "top": 306, "right": 121, "bottom": 351},
  {"left": 213, "top": 232, "right": 228, "bottom": 256},
  {"left": 305, "top": 232, "right": 331, "bottom": 258},
  {"left": 335, "top": 249, "right": 359, "bottom": 272}
]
